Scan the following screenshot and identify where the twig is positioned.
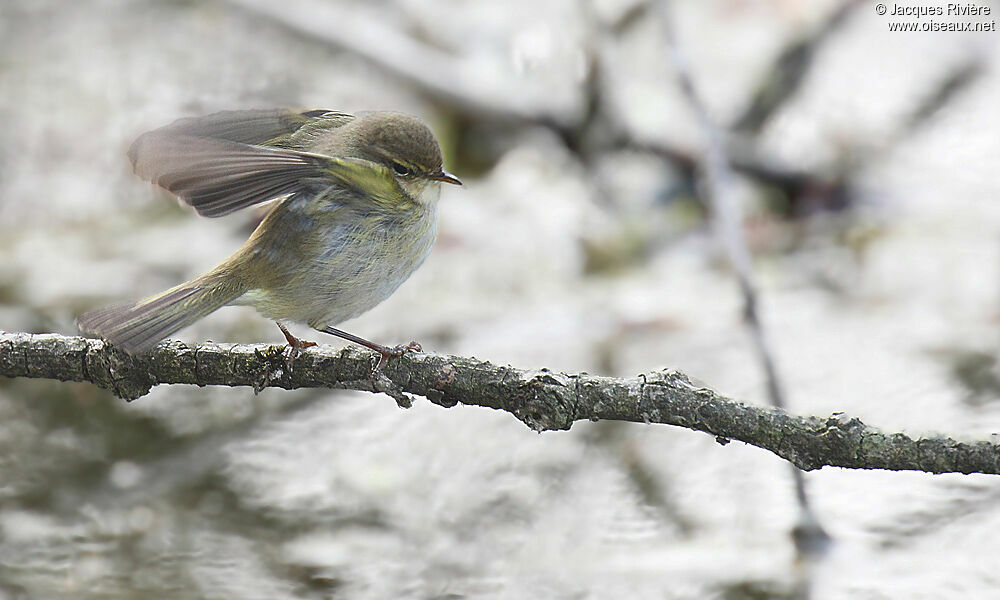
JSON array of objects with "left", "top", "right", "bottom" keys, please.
[{"left": 3, "top": 331, "right": 1000, "bottom": 476}]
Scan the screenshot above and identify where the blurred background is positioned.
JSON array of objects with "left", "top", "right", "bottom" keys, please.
[{"left": 1, "top": 0, "right": 999, "bottom": 597}]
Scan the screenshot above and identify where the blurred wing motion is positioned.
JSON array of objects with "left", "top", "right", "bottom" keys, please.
[
  {"left": 127, "top": 109, "right": 375, "bottom": 217},
  {"left": 130, "top": 134, "right": 327, "bottom": 217},
  {"left": 134, "top": 108, "right": 354, "bottom": 146}
]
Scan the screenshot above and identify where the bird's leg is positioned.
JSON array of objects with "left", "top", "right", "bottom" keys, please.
[
  {"left": 318, "top": 326, "right": 421, "bottom": 371},
  {"left": 277, "top": 322, "right": 316, "bottom": 361}
]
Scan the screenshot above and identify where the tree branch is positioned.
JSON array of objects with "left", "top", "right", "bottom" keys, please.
[{"left": 2, "top": 331, "right": 997, "bottom": 475}]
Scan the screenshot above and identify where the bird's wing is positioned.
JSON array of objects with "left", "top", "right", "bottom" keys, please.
[
  {"left": 128, "top": 134, "right": 402, "bottom": 218},
  {"left": 131, "top": 108, "right": 354, "bottom": 146}
]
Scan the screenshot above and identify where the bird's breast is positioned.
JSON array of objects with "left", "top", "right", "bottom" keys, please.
[{"left": 244, "top": 196, "right": 439, "bottom": 327}]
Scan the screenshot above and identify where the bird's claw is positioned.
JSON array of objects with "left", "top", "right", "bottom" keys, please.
[
  {"left": 282, "top": 339, "right": 317, "bottom": 364},
  {"left": 276, "top": 322, "right": 317, "bottom": 369},
  {"left": 392, "top": 341, "right": 422, "bottom": 355},
  {"left": 371, "top": 340, "right": 422, "bottom": 373}
]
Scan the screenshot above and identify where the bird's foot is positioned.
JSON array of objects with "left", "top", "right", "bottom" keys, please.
[
  {"left": 367, "top": 341, "right": 421, "bottom": 408},
  {"left": 276, "top": 323, "right": 317, "bottom": 366},
  {"left": 317, "top": 326, "right": 421, "bottom": 374},
  {"left": 372, "top": 340, "right": 422, "bottom": 372}
]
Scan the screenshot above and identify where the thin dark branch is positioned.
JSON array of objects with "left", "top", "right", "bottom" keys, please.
[
  {"left": 3, "top": 331, "right": 1000, "bottom": 476},
  {"left": 731, "top": 1, "right": 863, "bottom": 134}
]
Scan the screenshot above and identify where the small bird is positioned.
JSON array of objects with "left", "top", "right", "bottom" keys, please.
[{"left": 78, "top": 109, "right": 461, "bottom": 364}]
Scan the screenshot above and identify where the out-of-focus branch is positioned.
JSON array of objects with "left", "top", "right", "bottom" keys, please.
[
  {"left": 222, "top": 0, "right": 578, "bottom": 127},
  {"left": 894, "top": 57, "right": 986, "bottom": 144},
  {"left": 221, "top": 0, "right": 848, "bottom": 205},
  {"left": 3, "top": 331, "right": 1000, "bottom": 476},
  {"left": 732, "top": 1, "right": 863, "bottom": 134},
  {"left": 658, "top": 1, "right": 831, "bottom": 563}
]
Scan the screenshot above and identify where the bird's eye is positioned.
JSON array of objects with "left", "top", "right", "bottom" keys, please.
[{"left": 391, "top": 162, "right": 410, "bottom": 176}]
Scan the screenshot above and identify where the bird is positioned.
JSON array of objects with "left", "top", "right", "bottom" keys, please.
[{"left": 78, "top": 108, "right": 461, "bottom": 366}]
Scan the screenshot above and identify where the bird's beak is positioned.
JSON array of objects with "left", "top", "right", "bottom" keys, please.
[{"left": 430, "top": 170, "right": 463, "bottom": 185}]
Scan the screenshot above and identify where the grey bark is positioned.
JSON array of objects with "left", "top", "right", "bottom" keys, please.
[{"left": 2, "top": 331, "right": 998, "bottom": 475}]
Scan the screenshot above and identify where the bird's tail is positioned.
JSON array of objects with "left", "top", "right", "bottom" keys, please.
[{"left": 78, "top": 269, "right": 247, "bottom": 355}]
